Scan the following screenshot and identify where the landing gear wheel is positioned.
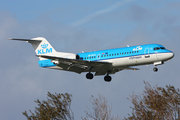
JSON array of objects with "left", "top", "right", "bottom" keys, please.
[
  {"left": 104, "top": 76, "right": 112, "bottom": 82},
  {"left": 86, "top": 73, "right": 94, "bottom": 79},
  {"left": 153, "top": 67, "right": 158, "bottom": 72}
]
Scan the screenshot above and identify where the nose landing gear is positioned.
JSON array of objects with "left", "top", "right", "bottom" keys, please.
[{"left": 153, "top": 67, "right": 158, "bottom": 72}]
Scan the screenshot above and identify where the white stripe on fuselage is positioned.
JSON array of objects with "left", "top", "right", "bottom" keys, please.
[{"left": 99, "top": 52, "right": 172, "bottom": 67}]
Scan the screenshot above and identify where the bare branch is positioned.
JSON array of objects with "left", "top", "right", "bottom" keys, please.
[{"left": 22, "top": 92, "right": 74, "bottom": 120}]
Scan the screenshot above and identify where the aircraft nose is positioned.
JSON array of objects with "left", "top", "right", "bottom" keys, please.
[{"left": 168, "top": 52, "right": 174, "bottom": 59}]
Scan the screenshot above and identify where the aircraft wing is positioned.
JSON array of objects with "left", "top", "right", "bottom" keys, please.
[
  {"left": 94, "top": 67, "right": 139, "bottom": 76},
  {"left": 123, "top": 67, "right": 140, "bottom": 70},
  {"left": 37, "top": 55, "right": 112, "bottom": 73},
  {"left": 37, "top": 55, "right": 139, "bottom": 75}
]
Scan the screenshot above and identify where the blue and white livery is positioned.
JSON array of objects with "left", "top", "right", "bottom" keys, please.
[{"left": 9, "top": 37, "right": 174, "bottom": 82}]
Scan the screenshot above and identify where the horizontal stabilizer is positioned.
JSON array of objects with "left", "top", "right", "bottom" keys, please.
[
  {"left": 8, "top": 38, "right": 42, "bottom": 42},
  {"left": 8, "top": 37, "right": 57, "bottom": 60}
]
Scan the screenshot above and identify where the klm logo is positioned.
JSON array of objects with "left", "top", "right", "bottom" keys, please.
[
  {"left": 133, "top": 46, "right": 142, "bottom": 51},
  {"left": 38, "top": 43, "right": 53, "bottom": 54},
  {"left": 41, "top": 43, "right": 48, "bottom": 48}
]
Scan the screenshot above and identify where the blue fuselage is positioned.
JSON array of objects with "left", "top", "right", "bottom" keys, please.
[
  {"left": 38, "top": 44, "right": 174, "bottom": 69},
  {"left": 77, "top": 44, "right": 173, "bottom": 62}
]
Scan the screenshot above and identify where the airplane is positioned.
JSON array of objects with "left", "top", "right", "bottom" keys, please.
[{"left": 9, "top": 37, "right": 174, "bottom": 82}]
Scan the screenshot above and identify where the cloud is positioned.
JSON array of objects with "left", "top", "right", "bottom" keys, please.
[
  {"left": 70, "top": 0, "right": 134, "bottom": 27},
  {"left": 1, "top": 1, "right": 180, "bottom": 120}
]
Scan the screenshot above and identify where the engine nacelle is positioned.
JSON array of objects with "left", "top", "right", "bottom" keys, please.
[
  {"left": 50, "top": 53, "right": 82, "bottom": 65},
  {"left": 62, "top": 53, "right": 81, "bottom": 60},
  {"left": 76, "top": 54, "right": 80, "bottom": 60}
]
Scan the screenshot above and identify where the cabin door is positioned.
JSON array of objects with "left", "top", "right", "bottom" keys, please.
[
  {"left": 144, "top": 48, "right": 150, "bottom": 58},
  {"left": 97, "top": 54, "right": 101, "bottom": 60}
]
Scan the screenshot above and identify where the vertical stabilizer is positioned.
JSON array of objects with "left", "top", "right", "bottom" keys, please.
[
  {"left": 30, "top": 37, "right": 57, "bottom": 55},
  {"left": 9, "top": 37, "right": 57, "bottom": 60}
]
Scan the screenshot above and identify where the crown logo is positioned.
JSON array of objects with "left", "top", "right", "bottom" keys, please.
[{"left": 41, "top": 43, "right": 48, "bottom": 49}]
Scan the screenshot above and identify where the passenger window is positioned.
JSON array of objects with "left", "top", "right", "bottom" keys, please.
[
  {"left": 109, "top": 54, "right": 111, "bottom": 56},
  {"left": 117, "top": 53, "right": 119, "bottom": 55},
  {"left": 101, "top": 55, "right": 103, "bottom": 57}
]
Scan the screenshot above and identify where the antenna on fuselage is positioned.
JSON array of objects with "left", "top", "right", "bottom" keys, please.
[{"left": 127, "top": 45, "right": 129, "bottom": 47}]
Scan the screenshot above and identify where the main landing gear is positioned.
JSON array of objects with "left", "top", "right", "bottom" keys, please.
[
  {"left": 86, "top": 72, "right": 93, "bottom": 79},
  {"left": 104, "top": 71, "right": 112, "bottom": 82},
  {"left": 104, "top": 75, "right": 112, "bottom": 82},
  {"left": 85, "top": 72, "right": 112, "bottom": 82}
]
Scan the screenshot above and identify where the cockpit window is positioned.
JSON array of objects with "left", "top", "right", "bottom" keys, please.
[
  {"left": 160, "top": 47, "right": 166, "bottom": 50},
  {"left": 153, "top": 47, "right": 160, "bottom": 50}
]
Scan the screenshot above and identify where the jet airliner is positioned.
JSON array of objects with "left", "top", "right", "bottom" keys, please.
[{"left": 9, "top": 37, "right": 174, "bottom": 82}]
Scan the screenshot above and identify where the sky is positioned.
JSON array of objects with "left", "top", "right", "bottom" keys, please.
[{"left": 0, "top": 0, "right": 180, "bottom": 119}]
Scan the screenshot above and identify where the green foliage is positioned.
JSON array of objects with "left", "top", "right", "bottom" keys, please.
[
  {"left": 125, "top": 81, "right": 180, "bottom": 120},
  {"left": 23, "top": 92, "right": 74, "bottom": 120}
]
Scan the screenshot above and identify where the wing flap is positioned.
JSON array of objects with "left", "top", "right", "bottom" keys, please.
[
  {"left": 123, "top": 67, "right": 140, "bottom": 70},
  {"left": 95, "top": 67, "right": 139, "bottom": 76}
]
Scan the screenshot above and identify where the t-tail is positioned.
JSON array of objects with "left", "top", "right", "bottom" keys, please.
[
  {"left": 9, "top": 37, "right": 57, "bottom": 60},
  {"left": 8, "top": 37, "right": 77, "bottom": 60}
]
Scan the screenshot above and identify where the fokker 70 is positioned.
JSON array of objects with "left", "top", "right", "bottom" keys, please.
[{"left": 9, "top": 37, "right": 174, "bottom": 82}]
